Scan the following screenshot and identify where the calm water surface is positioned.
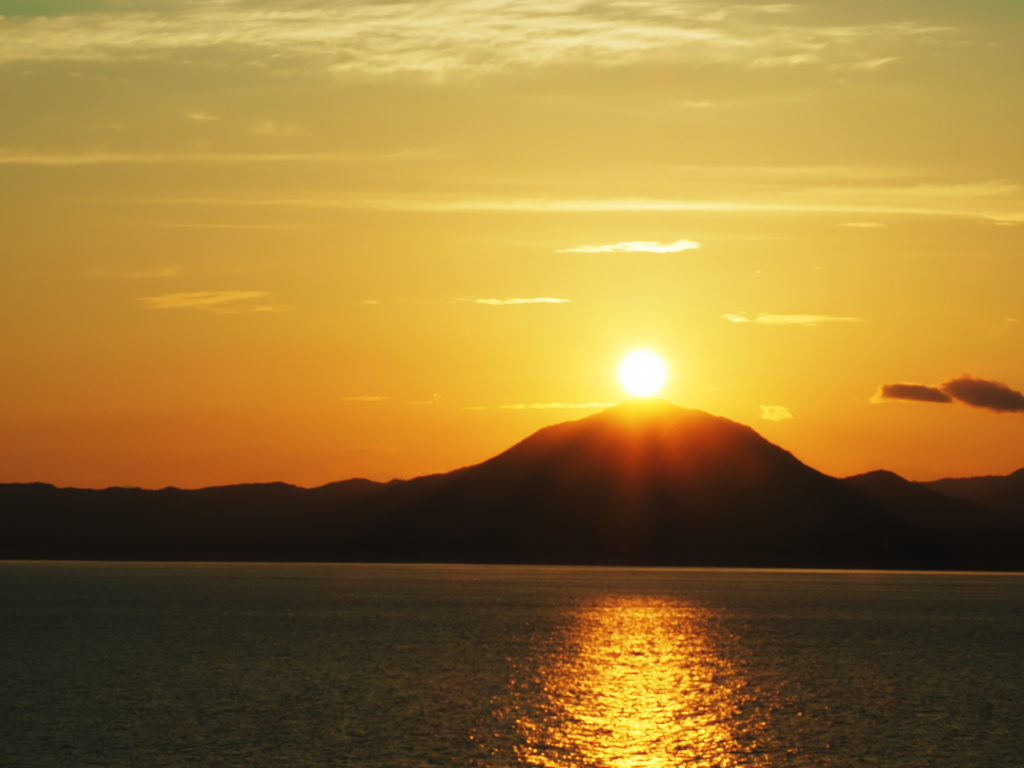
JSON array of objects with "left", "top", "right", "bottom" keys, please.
[{"left": 1, "top": 562, "right": 1023, "bottom": 767}]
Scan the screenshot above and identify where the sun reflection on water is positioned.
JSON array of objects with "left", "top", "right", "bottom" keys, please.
[{"left": 506, "top": 595, "right": 765, "bottom": 768}]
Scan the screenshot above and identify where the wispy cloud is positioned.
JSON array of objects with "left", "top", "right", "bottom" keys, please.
[
  {"left": 466, "top": 402, "right": 614, "bottom": 410},
  {"left": 340, "top": 395, "right": 388, "bottom": 402},
  {"left": 645, "top": 164, "right": 919, "bottom": 181},
  {"left": 842, "top": 221, "right": 885, "bottom": 228},
  {"left": 723, "top": 313, "right": 861, "bottom": 326},
  {"left": 874, "top": 375, "right": 1024, "bottom": 413},
  {"left": 751, "top": 53, "right": 820, "bottom": 68},
  {"left": 0, "top": 150, "right": 432, "bottom": 166},
  {"left": 151, "top": 181, "right": 1023, "bottom": 223},
  {"left": 557, "top": 239, "right": 700, "bottom": 253},
  {"left": 141, "top": 221, "right": 306, "bottom": 230},
  {"left": 250, "top": 120, "right": 301, "bottom": 137},
  {"left": 760, "top": 405, "right": 794, "bottom": 421},
  {"left": 139, "top": 290, "right": 291, "bottom": 313},
  {"left": 0, "top": 0, "right": 953, "bottom": 79},
  {"left": 459, "top": 297, "right": 570, "bottom": 306},
  {"left": 409, "top": 393, "right": 442, "bottom": 406},
  {"left": 92, "top": 265, "right": 180, "bottom": 279},
  {"left": 848, "top": 56, "right": 898, "bottom": 70}
]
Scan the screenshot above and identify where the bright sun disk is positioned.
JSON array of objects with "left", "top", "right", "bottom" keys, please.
[{"left": 618, "top": 350, "right": 668, "bottom": 397}]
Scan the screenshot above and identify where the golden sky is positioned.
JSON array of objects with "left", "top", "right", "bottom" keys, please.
[{"left": 1, "top": 0, "right": 1022, "bottom": 488}]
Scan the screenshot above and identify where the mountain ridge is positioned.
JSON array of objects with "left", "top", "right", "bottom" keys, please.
[{"left": 2, "top": 400, "right": 1023, "bottom": 568}]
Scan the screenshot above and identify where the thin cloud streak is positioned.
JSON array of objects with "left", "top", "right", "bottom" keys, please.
[
  {"left": 751, "top": 53, "right": 819, "bottom": 68},
  {"left": 140, "top": 290, "right": 292, "bottom": 313},
  {"left": 91, "top": 265, "right": 181, "bottom": 279},
  {"left": 644, "top": 164, "right": 923, "bottom": 180},
  {"left": 723, "top": 313, "right": 861, "bottom": 326},
  {"left": 461, "top": 298, "right": 570, "bottom": 305},
  {"left": 141, "top": 221, "right": 307, "bottom": 231},
  {"left": 0, "top": 150, "right": 437, "bottom": 166},
  {"left": 849, "top": 56, "right": 898, "bottom": 70},
  {"left": 140, "top": 184, "right": 1024, "bottom": 223},
  {"left": 558, "top": 239, "right": 700, "bottom": 253},
  {"left": 466, "top": 402, "right": 615, "bottom": 410},
  {"left": 0, "top": 0, "right": 953, "bottom": 78}
]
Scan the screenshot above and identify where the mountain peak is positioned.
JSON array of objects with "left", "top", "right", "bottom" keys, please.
[
  {"left": 583, "top": 398, "right": 736, "bottom": 434},
  {"left": 599, "top": 396, "right": 690, "bottom": 416},
  {"left": 593, "top": 397, "right": 717, "bottom": 422},
  {"left": 490, "top": 398, "right": 763, "bottom": 472}
]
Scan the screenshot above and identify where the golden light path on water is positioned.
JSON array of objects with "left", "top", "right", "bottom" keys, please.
[{"left": 509, "top": 595, "right": 767, "bottom": 768}]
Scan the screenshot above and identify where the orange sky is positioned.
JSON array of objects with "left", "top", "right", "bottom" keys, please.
[{"left": 1, "top": 0, "right": 1023, "bottom": 488}]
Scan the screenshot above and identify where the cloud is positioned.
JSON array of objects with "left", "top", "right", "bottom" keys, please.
[
  {"left": 842, "top": 222, "right": 885, "bottom": 228},
  {"left": 0, "top": 0, "right": 954, "bottom": 79},
  {"left": 409, "top": 393, "right": 442, "bottom": 405},
  {"left": 723, "top": 313, "right": 861, "bottom": 326},
  {"left": 760, "top": 405, "right": 794, "bottom": 421},
  {"left": 466, "top": 402, "right": 614, "bottom": 410},
  {"left": 139, "top": 290, "right": 291, "bottom": 313},
  {"left": 849, "top": 56, "right": 898, "bottom": 70},
  {"left": 250, "top": 120, "right": 301, "bottom": 137},
  {"left": 461, "top": 298, "right": 569, "bottom": 306},
  {"left": 557, "top": 239, "right": 701, "bottom": 253},
  {"left": 91, "top": 265, "right": 180, "bottom": 279},
  {"left": 940, "top": 375, "right": 1024, "bottom": 413},
  {"left": 340, "top": 396, "right": 388, "bottom": 402},
  {"left": 751, "top": 53, "right": 820, "bottom": 68},
  {"left": 186, "top": 111, "right": 217, "bottom": 123},
  {"left": 874, "top": 383, "right": 953, "bottom": 404},
  {"left": 0, "top": 150, "right": 423, "bottom": 165},
  {"left": 156, "top": 180, "right": 1022, "bottom": 224},
  {"left": 874, "top": 375, "right": 1024, "bottom": 413},
  {"left": 142, "top": 221, "right": 306, "bottom": 231}
]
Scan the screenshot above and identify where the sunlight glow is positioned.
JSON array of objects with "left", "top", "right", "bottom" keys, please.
[{"left": 618, "top": 351, "right": 668, "bottom": 397}]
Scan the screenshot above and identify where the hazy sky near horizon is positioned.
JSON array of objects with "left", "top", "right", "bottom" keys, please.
[{"left": 1, "top": 0, "right": 1022, "bottom": 488}]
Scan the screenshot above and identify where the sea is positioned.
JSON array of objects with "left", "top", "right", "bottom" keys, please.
[{"left": 1, "top": 563, "right": 1023, "bottom": 767}]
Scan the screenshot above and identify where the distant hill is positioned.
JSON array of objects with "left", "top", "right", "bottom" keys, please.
[
  {"left": 841, "top": 470, "right": 1002, "bottom": 531},
  {"left": 2, "top": 400, "right": 1023, "bottom": 569},
  {"left": 840, "top": 470, "right": 1024, "bottom": 567},
  {"left": 923, "top": 469, "right": 1024, "bottom": 512},
  {"left": 0, "top": 479, "right": 382, "bottom": 561}
]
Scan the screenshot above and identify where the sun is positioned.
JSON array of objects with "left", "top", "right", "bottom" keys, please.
[{"left": 618, "top": 350, "right": 668, "bottom": 397}]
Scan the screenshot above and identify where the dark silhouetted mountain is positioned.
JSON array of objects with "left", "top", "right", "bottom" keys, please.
[
  {"left": 0, "top": 479, "right": 382, "bottom": 561},
  {"left": 2, "top": 400, "right": 1023, "bottom": 568},
  {"left": 842, "top": 470, "right": 996, "bottom": 529},
  {"left": 331, "top": 400, "right": 952, "bottom": 567},
  {"left": 841, "top": 470, "right": 1024, "bottom": 566},
  {"left": 923, "top": 469, "right": 1024, "bottom": 512}
]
